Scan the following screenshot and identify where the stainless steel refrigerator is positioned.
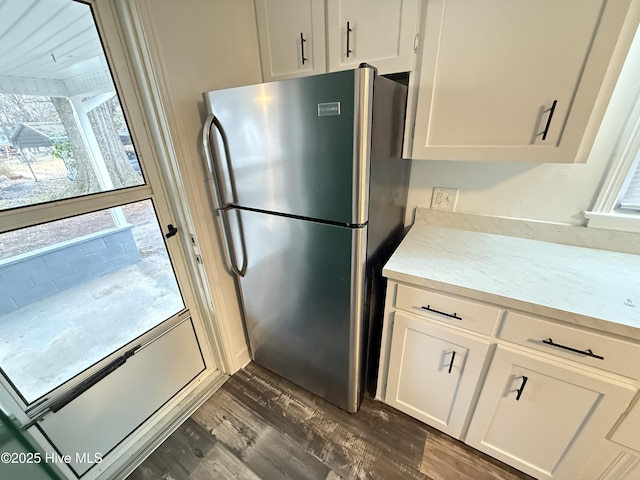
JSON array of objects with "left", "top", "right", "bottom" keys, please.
[{"left": 202, "top": 65, "right": 410, "bottom": 413}]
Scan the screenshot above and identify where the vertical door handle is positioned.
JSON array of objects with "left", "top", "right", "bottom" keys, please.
[
  {"left": 515, "top": 375, "right": 528, "bottom": 401},
  {"left": 202, "top": 114, "right": 247, "bottom": 277},
  {"left": 346, "top": 21, "right": 352, "bottom": 57},
  {"left": 218, "top": 208, "right": 247, "bottom": 277},
  {"left": 541, "top": 100, "right": 557, "bottom": 140},
  {"left": 300, "top": 32, "right": 307, "bottom": 65},
  {"left": 448, "top": 351, "right": 456, "bottom": 374},
  {"left": 202, "top": 113, "right": 228, "bottom": 210}
]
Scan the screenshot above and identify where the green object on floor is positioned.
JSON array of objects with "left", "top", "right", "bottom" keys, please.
[{"left": 0, "top": 408, "right": 62, "bottom": 480}]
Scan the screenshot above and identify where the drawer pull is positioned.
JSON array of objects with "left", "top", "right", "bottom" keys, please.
[
  {"left": 542, "top": 338, "right": 604, "bottom": 360},
  {"left": 421, "top": 305, "right": 462, "bottom": 321},
  {"left": 515, "top": 375, "right": 528, "bottom": 401},
  {"left": 448, "top": 351, "right": 456, "bottom": 374}
]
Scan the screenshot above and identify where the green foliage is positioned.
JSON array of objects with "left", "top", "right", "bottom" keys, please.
[
  {"left": 50, "top": 140, "right": 72, "bottom": 161},
  {"left": 51, "top": 140, "right": 77, "bottom": 180}
]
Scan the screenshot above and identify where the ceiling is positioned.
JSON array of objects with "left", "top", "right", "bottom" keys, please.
[{"left": 0, "top": 0, "right": 112, "bottom": 97}]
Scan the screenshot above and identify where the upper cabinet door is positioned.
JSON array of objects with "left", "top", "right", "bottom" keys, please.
[
  {"left": 411, "top": 0, "right": 634, "bottom": 163},
  {"left": 255, "top": 0, "right": 327, "bottom": 81},
  {"left": 326, "top": 0, "right": 419, "bottom": 75}
]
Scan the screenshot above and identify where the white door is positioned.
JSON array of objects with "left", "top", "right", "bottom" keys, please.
[
  {"left": 326, "top": 0, "right": 419, "bottom": 74},
  {"left": 255, "top": 0, "right": 327, "bottom": 81},
  {"left": 466, "top": 346, "right": 635, "bottom": 479},
  {"left": 0, "top": 1, "right": 219, "bottom": 477},
  {"left": 385, "top": 312, "right": 490, "bottom": 439}
]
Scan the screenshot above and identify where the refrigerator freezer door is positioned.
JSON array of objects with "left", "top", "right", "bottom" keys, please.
[
  {"left": 230, "top": 208, "right": 366, "bottom": 412},
  {"left": 203, "top": 69, "right": 373, "bottom": 225}
]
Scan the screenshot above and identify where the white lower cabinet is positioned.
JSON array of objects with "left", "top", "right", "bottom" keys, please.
[
  {"left": 380, "top": 281, "right": 639, "bottom": 480},
  {"left": 578, "top": 439, "right": 640, "bottom": 480},
  {"left": 465, "top": 346, "right": 635, "bottom": 480},
  {"left": 385, "top": 311, "right": 490, "bottom": 439},
  {"left": 611, "top": 393, "right": 640, "bottom": 452}
]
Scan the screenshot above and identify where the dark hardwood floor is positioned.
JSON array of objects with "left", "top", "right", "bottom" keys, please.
[{"left": 128, "top": 363, "right": 532, "bottom": 480}]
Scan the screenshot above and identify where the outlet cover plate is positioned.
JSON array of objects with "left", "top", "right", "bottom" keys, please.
[{"left": 431, "top": 187, "right": 458, "bottom": 211}]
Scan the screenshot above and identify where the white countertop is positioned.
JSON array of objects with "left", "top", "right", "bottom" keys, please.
[{"left": 383, "top": 224, "right": 640, "bottom": 340}]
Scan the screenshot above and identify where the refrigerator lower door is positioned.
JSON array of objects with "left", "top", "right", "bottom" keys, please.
[{"left": 232, "top": 208, "right": 367, "bottom": 412}]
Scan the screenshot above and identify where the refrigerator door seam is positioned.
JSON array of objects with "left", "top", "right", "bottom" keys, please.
[{"left": 232, "top": 205, "right": 368, "bottom": 229}]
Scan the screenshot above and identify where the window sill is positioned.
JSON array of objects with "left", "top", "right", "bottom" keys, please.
[{"left": 584, "top": 211, "right": 640, "bottom": 233}]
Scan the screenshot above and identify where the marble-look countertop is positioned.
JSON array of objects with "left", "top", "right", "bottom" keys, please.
[{"left": 383, "top": 224, "right": 640, "bottom": 340}]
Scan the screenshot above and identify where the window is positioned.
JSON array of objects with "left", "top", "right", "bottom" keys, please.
[
  {"left": 618, "top": 152, "right": 640, "bottom": 212},
  {"left": 585, "top": 22, "right": 640, "bottom": 232}
]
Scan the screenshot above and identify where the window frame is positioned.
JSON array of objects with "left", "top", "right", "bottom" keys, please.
[
  {"left": 585, "top": 22, "right": 640, "bottom": 233},
  {"left": 0, "top": 0, "right": 224, "bottom": 424}
]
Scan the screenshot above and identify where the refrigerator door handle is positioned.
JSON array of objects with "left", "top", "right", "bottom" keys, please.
[
  {"left": 218, "top": 207, "right": 247, "bottom": 277},
  {"left": 202, "top": 113, "right": 229, "bottom": 209},
  {"left": 203, "top": 113, "right": 247, "bottom": 277}
]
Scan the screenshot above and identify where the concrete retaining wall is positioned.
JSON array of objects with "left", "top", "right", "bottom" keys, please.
[{"left": 0, "top": 225, "right": 140, "bottom": 315}]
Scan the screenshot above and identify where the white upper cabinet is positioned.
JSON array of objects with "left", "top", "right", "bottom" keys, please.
[
  {"left": 255, "top": 0, "right": 420, "bottom": 82},
  {"left": 410, "top": 0, "right": 634, "bottom": 162},
  {"left": 326, "top": 0, "right": 419, "bottom": 75},
  {"left": 255, "top": 0, "right": 327, "bottom": 81}
]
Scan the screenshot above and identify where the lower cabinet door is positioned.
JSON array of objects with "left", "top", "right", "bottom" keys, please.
[
  {"left": 385, "top": 311, "right": 490, "bottom": 438},
  {"left": 577, "top": 439, "right": 640, "bottom": 480},
  {"left": 610, "top": 392, "right": 640, "bottom": 452},
  {"left": 466, "top": 346, "right": 635, "bottom": 480}
]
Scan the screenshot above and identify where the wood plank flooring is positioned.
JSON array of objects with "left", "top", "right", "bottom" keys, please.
[{"left": 128, "top": 363, "right": 533, "bottom": 480}]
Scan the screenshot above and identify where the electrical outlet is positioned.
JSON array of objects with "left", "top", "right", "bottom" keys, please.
[{"left": 431, "top": 187, "right": 458, "bottom": 211}]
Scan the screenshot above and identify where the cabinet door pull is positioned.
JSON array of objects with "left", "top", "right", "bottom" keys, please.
[
  {"left": 515, "top": 375, "right": 528, "bottom": 401},
  {"left": 420, "top": 305, "right": 463, "bottom": 321},
  {"left": 346, "top": 21, "right": 353, "bottom": 57},
  {"left": 300, "top": 32, "right": 307, "bottom": 65},
  {"left": 541, "top": 100, "right": 558, "bottom": 140},
  {"left": 542, "top": 338, "right": 604, "bottom": 360},
  {"left": 448, "top": 351, "right": 456, "bottom": 374}
]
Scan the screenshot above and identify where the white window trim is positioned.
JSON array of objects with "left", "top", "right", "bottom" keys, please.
[{"left": 585, "top": 21, "right": 640, "bottom": 232}]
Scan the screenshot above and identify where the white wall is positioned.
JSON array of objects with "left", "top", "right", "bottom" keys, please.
[
  {"left": 129, "top": 1, "right": 639, "bottom": 371},
  {"left": 137, "top": 0, "right": 262, "bottom": 370},
  {"left": 407, "top": 14, "right": 640, "bottom": 226}
]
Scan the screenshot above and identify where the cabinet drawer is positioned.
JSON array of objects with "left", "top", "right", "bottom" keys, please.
[
  {"left": 394, "top": 284, "right": 502, "bottom": 335},
  {"left": 499, "top": 311, "right": 640, "bottom": 380}
]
